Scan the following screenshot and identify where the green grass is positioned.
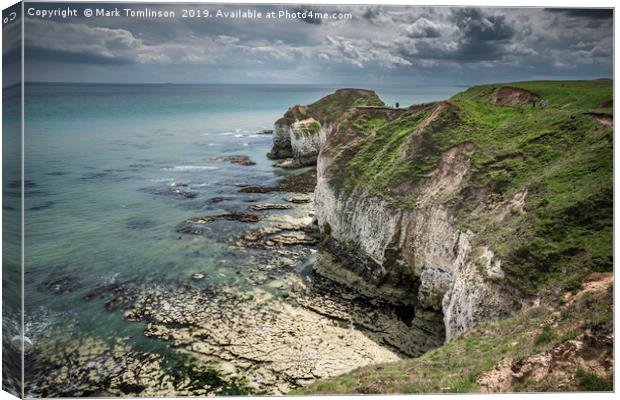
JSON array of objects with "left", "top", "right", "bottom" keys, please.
[
  {"left": 575, "top": 367, "right": 613, "bottom": 391},
  {"left": 277, "top": 88, "right": 384, "bottom": 126},
  {"left": 295, "top": 81, "right": 613, "bottom": 395},
  {"left": 295, "top": 272, "right": 612, "bottom": 394},
  {"left": 534, "top": 325, "right": 558, "bottom": 346},
  {"left": 293, "top": 120, "right": 322, "bottom": 139},
  {"left": 322, "top": 79, "right": 613, "bottom": 298}
]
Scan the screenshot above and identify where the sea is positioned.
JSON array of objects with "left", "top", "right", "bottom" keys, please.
[{"left": 3, "top": 83, "right": 461, "bottom": 393}]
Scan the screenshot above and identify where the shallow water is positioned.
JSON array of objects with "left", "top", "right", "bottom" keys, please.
[{"left": 11, "top": 83, "right": 460, "bottom": 394}]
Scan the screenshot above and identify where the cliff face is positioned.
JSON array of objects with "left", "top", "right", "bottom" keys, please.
[
  {"left": 315, "top": 124, "right": 518, "bottom": 341},
  {"left": 268, "top": 89, "right": 384, "bottom": 166},
  {"left": 311, "top": 80, "right": 613, "bottom": 343}
]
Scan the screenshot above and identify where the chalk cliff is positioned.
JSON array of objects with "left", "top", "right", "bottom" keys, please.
[
  {"left": 314, "top": 102, "right": 520, "bottom": 341},
  {"left": 281, "top": 81, "right": 612, "bottom": 347},
  {"left": 268, "top": 89, "right": 384, "bottom": 167},
  {"left": 278, "top": 80, "right": 613, "bottom": 394}
]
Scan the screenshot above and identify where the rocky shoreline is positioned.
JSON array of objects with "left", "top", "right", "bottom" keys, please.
[{"left": 26, "top": 155, "right": 436, "bottom": 396}]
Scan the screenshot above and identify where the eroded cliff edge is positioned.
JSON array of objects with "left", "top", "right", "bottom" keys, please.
[
  {"left": 271, "top": 81, "right": 613, "bottom": 351},
  {"left": 268, "top": 89, "right": 384, "bottom": 167},
  {"left": 314, "top": 100, "right": 522, "bottom": 342}
]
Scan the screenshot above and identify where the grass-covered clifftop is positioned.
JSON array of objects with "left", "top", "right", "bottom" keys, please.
[
  {"left": 270, "top": 88, "right": 385, "bottom": 165},
  {"left": 323, "top": 79, "right": 612, "bottom": 302},
  {"left": 305, "top": 80, "right": 612, "bottom": 394},
  {"left": 276, "top": 88, "right": 384, "bottom": 127}
]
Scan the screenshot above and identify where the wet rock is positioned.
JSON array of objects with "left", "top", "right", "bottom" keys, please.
[
  {"left": 25, "top": 335, "right": 249, "bottom": 397},
  {"left": 239, "top": 186, "right": 277, "bottom": 194},
  {"left": 276, "top": 169, "right": 316, "bottom": 193},
  {"left": 239, "top": 170, "right": 316, "bottom": 194},
  {"left": 235, "top": 215, "right": 318, "bottom": 251},
  {"left": 208, "top": 197, "right": 227, "bottom": 204},
  {"left": 126, "top": 217, "right": 158, "bottom": 230},
  {"left": 290, "top": 260, "right": 445, "bottom": 357},
  {"left": 273, "top": 159, "right": 301, "bottom": 169},
  {"left": 82, "top": 282, "right": 120, "bottom": 301},
  {"left": 100, "top": 282, "right": 400, "bottom": 394},
  {"left": 29, "top": 201, "right": 54, "bottom": 211},
  {"left": 285, "top": 196, "right": 312, "bottom": 204},
  {"left": 191, "top": 273, "right": 206, "bottom": 281},
  {"left": 249, "top": 204, "right": 291, "bottom": 212},
  {"left": 176, "top": 225, "right": 206, "bottom": 235},
  {"left": 270, "top": 231, "right": 319, "bottom": 246},
  {"left": 170, "top": 182, "right": 189, "bottom": 187},
  {"left": 212, "top": 155, "right": 256, "bottom": 166},
  {"left": 176, "top": 213, "right": 261, "bottom": 236},
  {"left": 141, "top": 186, "right": 199, "bottom": 199},
  {"left": 185, "top": 213, "right": 260, "bottom": 224},
  {"left": 40, "top": 276, "right": 81, "bottom": 294}
]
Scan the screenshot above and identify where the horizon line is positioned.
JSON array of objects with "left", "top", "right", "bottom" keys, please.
[
  {"left": 3, "top": 78, "right": 611, "bottom": 90},
  {"left": 20, "top": 80, "right": 472, "bottom": 87}
]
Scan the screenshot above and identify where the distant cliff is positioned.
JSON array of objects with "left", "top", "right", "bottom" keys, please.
[{"left": 268, "top": 89, "right": 384, "bottom": 167}]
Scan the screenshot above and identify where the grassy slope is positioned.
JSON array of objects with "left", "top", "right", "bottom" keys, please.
[
  {"left": 276, "top": 88, "right": 384, "bottom": 126},
  {"left": 299, "top": 80, "right": 613, "bottom": 394},
  {"left": 296, "top": 273, "right": 612, "bottom": 394},
  {"left": 328, "top": 79, "right": 612, "bottom": 297}
]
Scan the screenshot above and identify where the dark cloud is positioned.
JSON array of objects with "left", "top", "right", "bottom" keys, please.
[
  {"left": 291, "top": 7, "right": 323, "bottom": 24},
  {"left": 26, "top": 46, "right": 133, "bottom": 65},
  {"left": 362, "top": 6, "right": 382, "bottom": 21},
  {"left": 21, "top": 5, "right": 613, "bottom": 85},
  {"left": 451, "top": 8, "right": 514, "bottom": 42},
  {"left": 546, "top": 8, "right": 613, "bottom": 19}
]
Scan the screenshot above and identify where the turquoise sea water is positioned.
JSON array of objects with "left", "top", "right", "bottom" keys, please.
[{"left": 10, "top": 83, "right": 460, "bottom": 388}]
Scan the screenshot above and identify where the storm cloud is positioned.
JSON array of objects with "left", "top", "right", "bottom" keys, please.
[{"left": 23, "top": 4, "right": 613, "bottom": 85}]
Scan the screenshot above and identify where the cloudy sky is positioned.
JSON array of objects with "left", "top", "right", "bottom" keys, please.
[{"left": 21, "top": 3, "right": 613, "bottom": 86}]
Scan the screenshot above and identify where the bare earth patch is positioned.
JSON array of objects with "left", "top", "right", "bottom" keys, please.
[
  {"left": 477, "top": 273, "right": 613, "bottom": 392},
  {"left": 585, "top": 112, "right": 613, "bottom": 127},
  {"left": 490, "top": 87, "right": 537, "bottom": 106}
]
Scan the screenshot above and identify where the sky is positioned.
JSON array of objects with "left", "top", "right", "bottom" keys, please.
[{"left": 13, "top": 2, "right": 615, "bottom": 86}]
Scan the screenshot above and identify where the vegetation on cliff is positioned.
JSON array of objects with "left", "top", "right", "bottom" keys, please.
[
  {"left": 297, "top": 272, "right": 612, "bottom": 394},
  {"left": 276, "top": 88, "right": 384, "bottom": 127},
  {"left": 291, "top": 120, "right": 321, "bottom": 139},
  {"left": 300, "top": 80, "right": 612, "bottom": 394},
  {"left": 322, "top": 79, "right": 612, "bottom": 302},
  {"left": 269, "top": 88, "right": 385, "bottom": 165}
]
